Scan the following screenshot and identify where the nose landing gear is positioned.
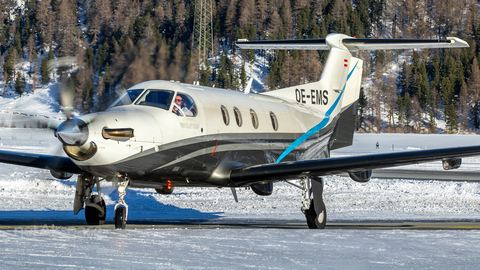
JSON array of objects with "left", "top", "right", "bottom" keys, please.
[{"left": 114, "top": 180, "right": 129, "bottom": 229}]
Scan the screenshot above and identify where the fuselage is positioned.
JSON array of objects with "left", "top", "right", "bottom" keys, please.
[{"left": 68, "top": 80, "right": 337, "bottom": 188}]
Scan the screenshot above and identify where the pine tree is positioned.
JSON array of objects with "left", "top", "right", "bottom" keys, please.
[
  {"left": 48, "top": 46, "right": 54, "bottom": 60},
  {"left": 469, "top": 57, "right": 480, "bottom": 128},
  {"left": 85, "top": 47, "right": 94, "bottom": 69},
  {"left": 459, "top": 81, "right": 468, "bottom": 132},
  {"left": 32, "top": 51, "right": 38, "bottom": 94},
  {"left": 200, "top": 60, "right": 212, "bottom": 87},
  {"left": 40, "top": 57, "right": 50, "bottom": 85},
  {"left": 347, "top": 7, "right": 365, "bottom": 38},
  {"left": 445, "top": 103, "right": 458, "bottom": 133},
  {"left": 296, "top": 5, "right": 310, "bottom": 39},
  {"left": 3, "top": 50, "right": 15, "bottom": 83},
  {"left": 411, "top": 96, "right": 423, "bottom": 132},
  {"left": 403, "top": 93, "right": 412, "bottom": 133},
  {"left": 398, "top": 61, "right": 410, "bottom": 95},
  {"left": 14, "top": 31, "right": 22, "bottom": 57},
  {"left": 83, "top": 78, "right": 94, "bottom": 114},
  {"left": 441, "top": 77, "right": 454, "bottom": 106},
  {"left": 14, "top": 73, "right": 25, "bottom": 95},
  {"left": 240, "top": 63, "right": 247, "bottom": 90},
  {"left": 279, "top": 0, "right": 293, "bottom": 39},
  {"left": 356, "top": 87, "right": 367, "bottom": 131}
]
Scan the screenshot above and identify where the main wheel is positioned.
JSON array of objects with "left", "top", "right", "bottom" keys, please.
[
  {"left": 85, "top": 195, "right": 106, "bottom": 225},
  {"left": 305, "top": 202, "right": 317, "bottom": 229},
  {"left": 115, "top": 207, "right": 127, "bottom": 229},
  {"left": 305, "top": 199, "right": 327, "bottom": 229},
  {"left": 314, "top": 199, "right": 327, "bottom": 229}
]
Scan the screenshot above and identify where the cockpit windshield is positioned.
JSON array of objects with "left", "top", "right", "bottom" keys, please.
[
  {"left": 109, "top": 89, "right": 143, "bottom": 108},
  {"left": 135, "top": 89, "right": 175, "bottom": 110}
]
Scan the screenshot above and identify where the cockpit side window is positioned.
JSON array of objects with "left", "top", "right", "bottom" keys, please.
[
  {"left": 135, "top": 89, "right": 175, "bottom": 110},
  {"left": 172, "top": 93, "right": 197, "bottom": 117},
  {"left": 109, "top": 89, "right": 143, "bottom": 108}
]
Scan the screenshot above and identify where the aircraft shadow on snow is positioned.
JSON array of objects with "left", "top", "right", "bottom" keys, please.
[{"left": 0, "top": 179, "right": 222, "bottom": 226}]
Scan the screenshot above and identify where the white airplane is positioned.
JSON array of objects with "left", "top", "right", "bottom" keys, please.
[{"left": 0, "top": 33, "right": 477, "bottom": 229}]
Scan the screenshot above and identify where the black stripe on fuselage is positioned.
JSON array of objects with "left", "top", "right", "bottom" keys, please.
[{"left": 81, "top": 130, "right": 332, "bottom": 185}]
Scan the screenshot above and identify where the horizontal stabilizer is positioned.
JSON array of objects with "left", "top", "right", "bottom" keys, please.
[
  {"left": 236, "top": 38, "right": 329, "bottom": 50},
  {"left": 236, "top": 36, "right": 468, "bottom": 51}
]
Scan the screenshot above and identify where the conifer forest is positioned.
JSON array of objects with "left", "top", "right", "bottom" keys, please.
[{"left": 1, "top": 0, "right": 480, "bottom": 133}]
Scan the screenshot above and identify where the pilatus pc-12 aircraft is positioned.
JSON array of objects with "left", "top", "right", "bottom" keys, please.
[{"left": 0, "top": 33, "right": 477, "bottom": 229}]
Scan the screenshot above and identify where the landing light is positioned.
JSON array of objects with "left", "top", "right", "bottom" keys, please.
[{"left": 102, "top": 127, "right": 134, "bottom": 140}]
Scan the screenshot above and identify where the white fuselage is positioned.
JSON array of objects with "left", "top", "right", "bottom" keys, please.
[{"left": 71, "top": 80, "right": 340, "bottom": 186}]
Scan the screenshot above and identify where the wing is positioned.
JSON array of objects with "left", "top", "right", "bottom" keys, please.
[
  {"left": 0, "top": 150, "right": 84, "bottom": 174},
  {"left": 369, "top": 169, "right": 480, "bottom": 182},
  {"left": 229, "top": 146, "right": 480, "bottom": 184}
]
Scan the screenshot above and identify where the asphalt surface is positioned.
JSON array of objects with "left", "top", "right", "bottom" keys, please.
[{"left": 2, "top": 220, "right": 480, "bottom": 230}]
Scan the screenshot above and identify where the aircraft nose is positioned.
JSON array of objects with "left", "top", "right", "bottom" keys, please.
[{"left": 56, "top": 118, "right": 89, "bottom": 146}]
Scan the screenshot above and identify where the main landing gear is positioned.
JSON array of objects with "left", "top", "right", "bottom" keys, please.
[
  {"left": 114, "top": 180, "right": 129, "bottom": 229},
  {"left": 74, "top": 174, "right": 130, "bottom": 229},
  {"left": 74, "top": 175, "right": 106, "bottom": 225},
  {"left": 300, "top": 176, "right": 327, "bottom": 229}
]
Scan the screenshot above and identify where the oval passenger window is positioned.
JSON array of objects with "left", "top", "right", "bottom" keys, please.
[
  {"left": 270, "top": 112, "right": 278, "bottom": 131},
  {"left": 233, "top": 107, "right": 242, "bottom": 127},
  {"left": 250, "top": 109, "right": 259, "bottom": 129},
  {"left": 221, "top": 105, "right": 229, "bottom": 126}
]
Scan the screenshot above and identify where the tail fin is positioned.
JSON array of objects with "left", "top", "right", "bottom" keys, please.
[
  {"left": 236, "top": 34, "right": 468, "bottom": 154},
  {"left": 252, "top": 34, "right": 364, "bottom": 141}
]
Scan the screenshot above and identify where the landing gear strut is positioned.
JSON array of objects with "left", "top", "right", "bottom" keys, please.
[
  {"left": 114, "top": 180, "right": 129, "bottom": 229},
  {"left": 300, "top": 176, "right": 326, "bottom": 229},
  {"left": 74, "top": 175, "right": 106, "bottom": 225}
]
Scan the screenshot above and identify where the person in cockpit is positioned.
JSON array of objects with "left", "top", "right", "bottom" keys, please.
[{"left": 172, "top": 94, "right": 193, "bottom": 116}]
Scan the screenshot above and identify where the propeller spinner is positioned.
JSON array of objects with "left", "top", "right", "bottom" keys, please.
[{"left": 56, "top": 118, "right": 89, "bottom": 146}]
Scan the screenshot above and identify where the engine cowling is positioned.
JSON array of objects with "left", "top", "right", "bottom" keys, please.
[
  {"left": 348, "top": 170, "right": 372, "bottom": 183},
  {"left": 250, "top": 182, "right": 273, "bottom": 196}
]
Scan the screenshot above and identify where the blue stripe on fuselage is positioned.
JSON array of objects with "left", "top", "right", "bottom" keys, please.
[{"left": 275, "top": 61, "right": 359, "bottom": 163}]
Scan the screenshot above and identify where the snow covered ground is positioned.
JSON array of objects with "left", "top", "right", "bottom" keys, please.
[
  {"left": 1, "top": 129, "right": 480, "bottom": 268},
  {"left": 2, "top": 229, "right": 480, "bottom": 269}
]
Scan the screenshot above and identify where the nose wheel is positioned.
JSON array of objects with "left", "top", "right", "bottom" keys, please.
[
  {"left": 115, "top": 207, "right": 127, "bottom": 229},
  {"left": 114, "top": 181, "right": 129, "bottom": 229}
]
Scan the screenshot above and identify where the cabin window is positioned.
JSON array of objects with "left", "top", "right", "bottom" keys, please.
[
  {"left": 270, "top": 112, "right": 278, "bottom": 131},
  {"left": 233, "top": 107, "right": 242, "bottom": 127},
  {"left": 109, "top": 89, "right": 143, "bottom": 108},
  {"left": 250, "top": 109, "right": 259, "bottom": 129},
  {"left": 221, "top": 105, "right": 229, "bottom": 125},
  {"left": 135, "top": 89, "right": 174, "bottom": 110},
  {"left": 171, "top": 93, "right": 197, "bottom": 117}
]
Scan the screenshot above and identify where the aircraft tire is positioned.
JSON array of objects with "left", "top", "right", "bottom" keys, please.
[
  {"left": 85, "top": 195, "right": 106, "bottom": 225},
  {"left": 314, "top": 200, "right": 327, "bottom": 229},
  {"left": 305, "top": 199, "right": 326, "bottom": 229},
  {"left": 115, "top": 207, "right": 127, "bottom": 229}
]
